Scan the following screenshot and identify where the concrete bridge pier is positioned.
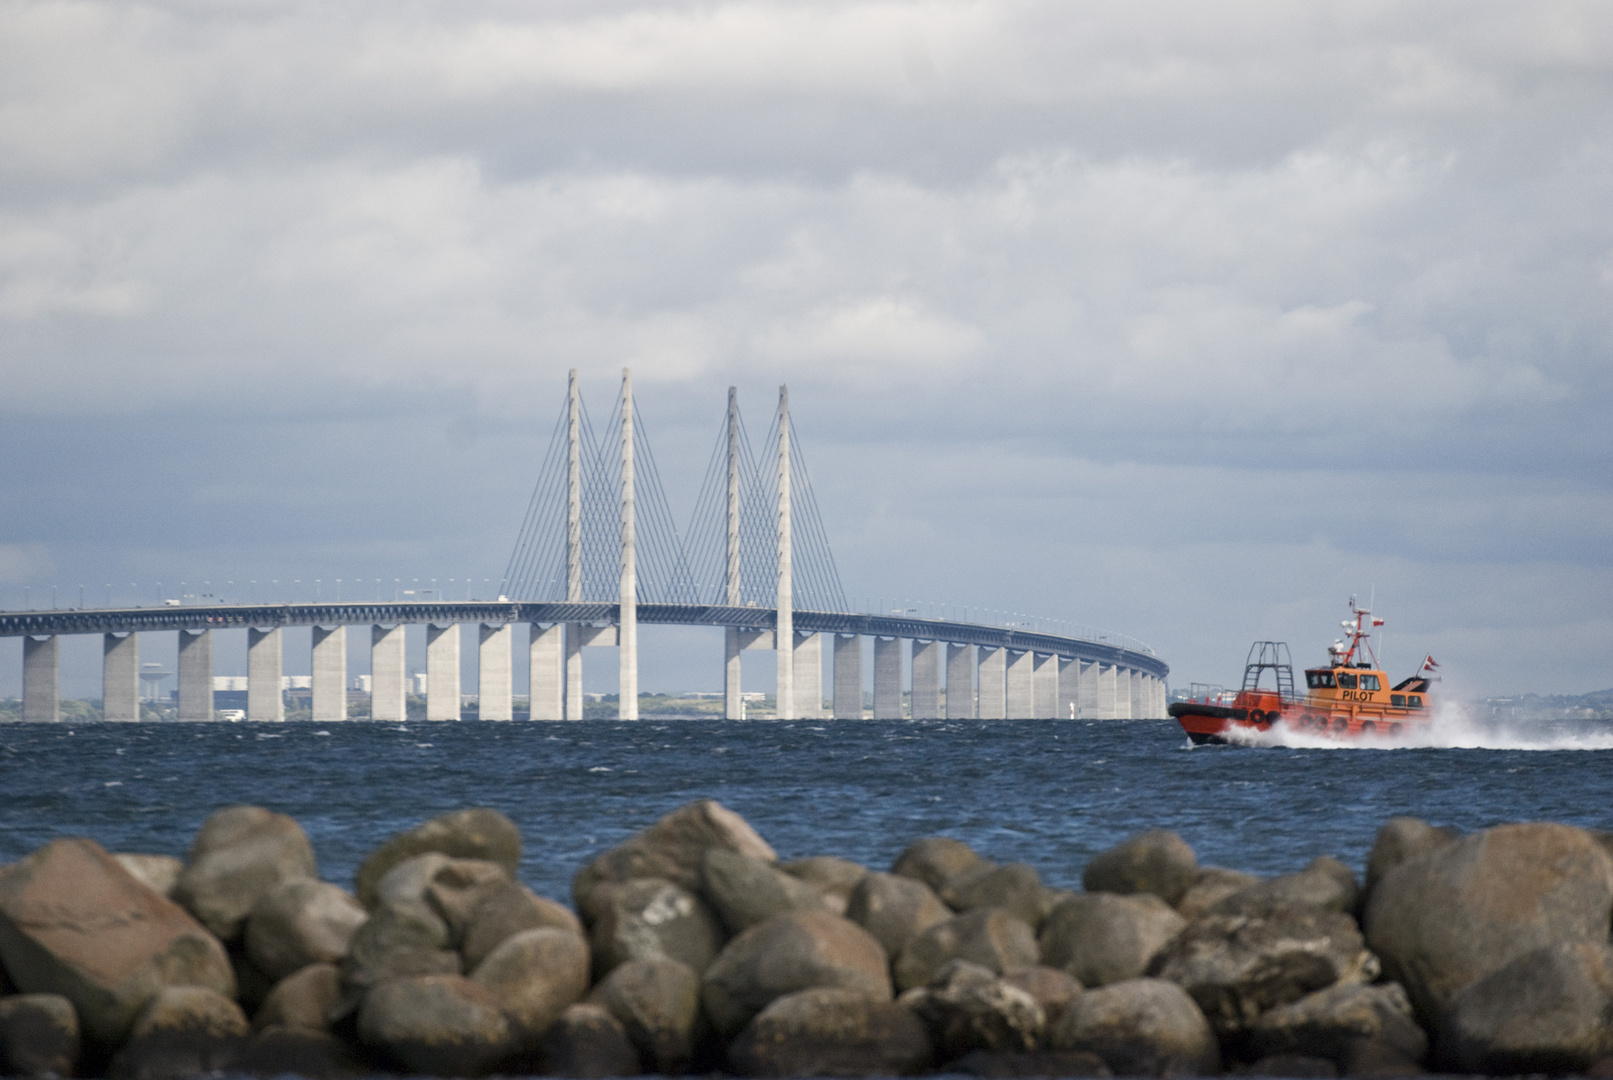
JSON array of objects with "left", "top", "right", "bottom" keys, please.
[
  {"left": 371, "top": 625, "right": 406, "bottom": 722},
  {"left": 1130, "top": 670, "right": 1146, "bottom": 719},
  {"left": 1058, "top": 656, "right": 1080, "bottom": 719},
  {"left": 103, "top": 632, "right": 139, "bottom": 722},
  {"left": 793, "top": 632, "right": 822, "bottom": 718},
  {"left": 1005, "top": 649, "right": 1035, "bottom": 718},
  {"left": 23, "top": 635, "right": 58, "bottom": 722},
  {"left": 945, "top": 643, "right": 974, "bottom": 719},
  {"left": 479, "top": 623, "right": 513, "bottom": 721},
  {"left": 1115, "top": 667, "right": 1133, "bottom": 719},
  {"left": 977, "top": 647, "right": 1006, "bottom": 719},
  {"left": 178, "top": 629, "right": 213, "bottom": 721},
  {"left": 833, "top": 634, "right": 861, "bottom": 718},
  {"left": 247, "top": 628, "right": 284, "bottom": 722},
  {"left": 425, "top": 624, "right": 460, "bottom": 720},
  {"left": 1095, "top": 662, "right": 1117, "bottom": 719},
  {"left": 311, "top": 625, "right": 346, "bottom": 722},
  {"left": 911, "top": 640, "right": 941, "bottom": 719},
  {"left": 1079, "top": 660, "right": 1099, "bottom": 718},
  {"left": 1033, "top": 653, "right": 1059, "bottom": 718},
  {"left": 1155, "top": 677, "right": 1168, "bottom": 717},
  {"left": 873, "top": 636, "right": 903, "bottom": 719},
  {"left": 528, "top": 623, "right": 561, "bottom": 721}
]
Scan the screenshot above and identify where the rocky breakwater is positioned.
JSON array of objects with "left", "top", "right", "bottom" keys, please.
[{"left": 1, "top": 802, "right": 1612, "bottom": 1078}]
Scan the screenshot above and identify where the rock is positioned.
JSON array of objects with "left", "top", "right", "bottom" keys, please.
[
  {"left": 1341, "top": 1038, "right": 1424, "bottom": 1077},
  {"left": 845, "top": 871, "right": 953, "bottom": 958},
  {"left": 245, "top": 879, "right": 367, "bottom": 982},
  {"left": 588, "top": 956, "right": 704, "bottom": 1073},
  {"left": 1247, "top": 981, "right": 1427, "bottom": 1067},
  {"left": 0, "top": 993, "right": 80, "bottom": 1078},
  {"left": 357, "top": 974, "right": 517, "bottom": 1077},
  {"left": 906, "top": 960, "right": 1046, "bottom": 1059},
  {"left": 1001, "top": 966, "right": 1083, "bottom": 1028},
  {"left": 1247, "top": 1053, "right": 1337, "bottom": 1077},
  {"left": 1050, "top": 977, "right": 1220, "bottom": 1078},
  {"left": 892, "top": 837, "right": 988, "bottom": 895},
  {"left": 254, "top": 962, "right": 342, "bottom": 1032},
  {"left": 232, "top": 949, "right": 277, "bottom": 1015},
  {"left": 703, "top": 848, "right": 827, "bottom": 933},
  {"left": 1363, "top": 821, "right": 1613, "bottom": 1021},
  {"left": 470, "top": 927, "right": 590, "bottom": 1038},
  {"left": 948, "top": 1048, "right": 1112, "bottom": 1077},
  {"left": 1211, "top": 857, "right": 1360, "bottom": 919},
  {"left": 353, "top": 807, "right": 522, "bottom": 909},
  {"left": 460, "top": 879, "right": 582, "bottom": 969},
  {"left": 108, "top": 985, "right": 250, "bottom": 1080},
  {"left": 1081, "top": 831, "right": 1198, "bottom": 907},
  {"left": 782, "top": 856, "right": 869, "bottom": 915},
  {"left": 702, "top": 908, "right": 892, "bottom": 1037},
  {"left": 1175, "top": 868, "right": 1260, "bottom": 921},
  {"left": 895, "top": 908, "right": 1039, "bottom": 992},
  {"left": 1363, "top": 817, "right": 1460, "bottom": 896},
  {"left": 339, "top": 857, "right": 462, "bottom": 998},
  {"left": 1436, "top": 940, "right": 1613, "bottom": 1075},
  {"left": 234, "top": 1026, "right": 366, "bottom": 1079},
  {"left": 1149, "top": 906, "right": 1378, "bottom": 1034},
  {"left": 589, "top": 877, "right": 725, "bottom": 979},
  {"left": 942, "top": 863, "right": 1053, "bottom": 929},
  {"left": 540, "top": 1002, "right": 641, "bottom": 1079},
  {"left": 410, "top": 857, "right": 512, "bottom": 945},
  {"left": 1038, "top": 893, "right": 1184, "bottom": 988},
  {"left": 113, "top": 855, "right": 184, "bottom": 899},
  {"left": 173, "top": 805, "right": 317, "bottom": 942},
  {"left": 0, "top": 837, "right": 236, "bottom": 1048},
  {"left": 728, "top": 987, "right": 932, "bottom": 1078},
  {"left": 572, "top": 799, "right": 776, "bottom": 916}
]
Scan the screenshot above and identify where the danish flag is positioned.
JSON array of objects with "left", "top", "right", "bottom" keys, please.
[{"left": 1421, "top": 655, "right": 1439, "bottom": 672}]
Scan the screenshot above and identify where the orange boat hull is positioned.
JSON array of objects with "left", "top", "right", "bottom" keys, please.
[{"left": 1170, "top": 701, "right": 1424, "bottom": 744}]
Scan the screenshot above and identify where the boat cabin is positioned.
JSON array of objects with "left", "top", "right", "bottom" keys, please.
[{"left": 1304, "top": 667, "right": 1426, "bottom": 710}]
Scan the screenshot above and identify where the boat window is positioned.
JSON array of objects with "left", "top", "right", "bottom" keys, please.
[
  {"left": 1408, "top": 695, "right": 1422, "bottom": 709},
  {"left": 1360, "top": 674, "right": 1381, "bottom": 691},
  {"left": 1391, "top": 694, "right": 1406, "bottom": 707},
  {"left": 1305, "top": 671, "right": 1335, "bottom": 689},
  {"left": 1336, "top": 673, "right": 1358, "bottom": 689}
]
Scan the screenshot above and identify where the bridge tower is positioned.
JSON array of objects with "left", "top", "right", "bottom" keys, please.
[{"left": 775, "top": 385, "right": 793, "bottom": 721}]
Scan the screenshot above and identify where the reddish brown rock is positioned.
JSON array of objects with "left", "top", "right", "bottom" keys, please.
[{"left": 469, "top": 927, "right": 590, "bottom": 1039}]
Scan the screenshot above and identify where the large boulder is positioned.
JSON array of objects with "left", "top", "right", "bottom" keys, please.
[
  {"left": 904, "top": 960, "right": 1046, "bottom": 1060},
  {"left": 845, "top": 871, "right": 953, "bottom": 958},
  {"left": 589, "top": 877, "right": 724, "bottom": 979},
  {"left": 469, "top": 927, "right": 590, "bottom": 1038},
  {"left": 540, "top": 1002, "right": 641, "bottom": 1079},
  {"left": 1082, "top": 831, "right": 1198, "bottom": 907},
  {"left": 942, "top": 864, "right": 1053, "bottom": 929},
  {"left": 895, "top": 909, "right": 1039, "bottom": 992},
  {"left": 572, "top": 799, "right": 775, "bottom": 915},
  {"left": 702, "top": 909, "right": 892, "bottom": 1037},
  {"left": 0, "top": 838, "right": 236, "bottom": 1048},
  {"left": 703, "top": 849, "right": 826, "bottom": 934},
  {"left": 1363, "top": 822, "right": 1613, "bottom": 1022},
  {"left": 1436, "top": 940, "right": 1613, "bottom": 1075},
  {"left": 339, "top": 856, "right": 462, "bottom": 997},
  {"left": 947, "top": 1048, "right": 1112, "bottom": 1077},
  {"left": 1247, "top": 981, "right": 1427, "bottom": 1068},
  {"left": 1150, "top": 906, "right": 1378, "bottom": 1034},
  {"left": 782, "top": 857, "right": 869, "bottom": 915},
  {"left": 254, "top": 962, "right": 342, "bottom": 1032},
  {"left": 728, "top": 987, "right": 932, "bottom": 1078},
  {"left": 1050, "top": 977, "right": 1220, "bottom": 1077},
  {"left": 113, "top": 855, "right": 184, "bottom": 900},
  {"left": 460, "top": 880, "right": 582, "bottom": 969},
  {"left": 234, "top": 1025, "right": 367, "bottom": 1079},
  {"left": 1038, "top": 893, "right": 1184, "bottom": 988},
  {"left": 173, "top": 806, "right": 317, "bottom": 942},
  {"left": 245, "top": 879, "right": 367, "bottom": 982},
  {"left": 0, "top": 993, "right": 80, "bottom": 1079},
  {"left": 588, "top": 956, "right": 705, "bottom": 1073},
  {"left": 108, "top": 985, "right": 250, "bottom": 1080},
  {"left": 1001, "top": 966, "right": 1084, "bottom": 1028},
  {"left": 353, "top": 808, "right": 522, "bottom": 908},
  {"left": 1363, "top": 817, "right": 1459, "bottom": 897},
  {"left": 1176, "top": 868, "right": 1260, "bottom": 921},
  {"left": 1211, "top": 858, "right": 1359, "bottom": 918},
  {"left": 893, "top": 837, "right": 987, "bottom": 895},
  {"left": 357, "top": 974, "right": 517, "bottom": 1076}
]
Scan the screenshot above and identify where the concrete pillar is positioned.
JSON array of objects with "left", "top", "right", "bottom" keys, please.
[
  {"left": 724, "top": 627, "right": 743, "bottom": 719},
  {"left": 529, "top": 624, "right": 562, "bottom": 721},
  {"left": 371, "top": 625, "right": 406, "bottom": 722},
  {"left": 563, "top": 625, "right": 583, "bottom": 720},
  {"left": 774, "top": 386, "right": 794, "bottom": 721},
  {"left": 1096, "top": 663, "right": 1117, "bottom": 719},
  {"left": 977, "top": 647, "right": 1006, "bottom": 720},
  {"left": 833, "top": 634, "right": 862, "bottom": 719},
  {"left": 1080, "top": 660, "right": 1101, "bottom": 718},
  {"left": 1005, "top": 649, "right": 1035, "bottom": 718},
  {"left": 1156, "top": 677, "right": 1168, "bottom": 718},
  {"left": 873, "top": 637, "right": 903, "bottom": 719},
  {"left": 425, "top": 624, "right": 460, "bottom": 721},
  {"left": 565, "top": 370, "right": 586, "bottom": 723},
  {"left": 945, "top": 643, "right": 974, "bottom": 719},
  {"left": 1131, "top": 670, "right": 1147, "bottom": 718},
  {"left": 479, "top": 623, "right": 513, "bottom": 721},
  {"left": 1115, "top": 667, "right": 1132, "bottom": 719},
  {"left": 619, "top": 369, "right": 638, "bottom": 720},
  {"left": 793, "top": 632, "right": 822, "bottom": 718},
  {"left": 177, "top": 629, "right": 213, "bottom": 721},
  {"left": 22, "top": 635, "right": 59, "bottom": 723},
  {"left": 723, "top": 388, "right": 743, "bottom": 722},
  {"left": 311, "top": 625, "right": 346, "bottom": 723},
  {"left": 911, "top": 640, "right": 941, "bottom": 718},
  {"left": 1058, "top": 656, "right": 1080, "bottom": 719},
  {"left": 103, "top": 632, "right": 139, "bottom": 722},
  {"left": 247, "top": 628, "right": 284, "bottom": 722},
  {"left": 1033, "top": 652, "right": 1059, "bottom": 719}
]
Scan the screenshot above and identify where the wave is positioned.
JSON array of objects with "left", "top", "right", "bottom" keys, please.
[{"left": 1220, "top": 698, "right": 1613, "bottom": 751}]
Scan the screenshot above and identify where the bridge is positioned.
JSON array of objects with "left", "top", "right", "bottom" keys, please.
[{"left": 0, "top": 372, "right": 1169, "bottom": 722}]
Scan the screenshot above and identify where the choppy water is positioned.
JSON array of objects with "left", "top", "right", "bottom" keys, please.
[{"left": 2, "top": 713, "right": 1610, "bottom": 901}]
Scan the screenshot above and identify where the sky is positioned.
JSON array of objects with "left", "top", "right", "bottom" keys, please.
[{"left": 1, "top": 0, "right": 1610, "bottom": 701}]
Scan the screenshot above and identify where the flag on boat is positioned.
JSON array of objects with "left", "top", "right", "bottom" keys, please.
[
  {"left": 1372, "top": 618, "right": 1385, "bottom": 627},
  {"left": 1421, "top": 655, "right": 1439, "bottom": 671}
]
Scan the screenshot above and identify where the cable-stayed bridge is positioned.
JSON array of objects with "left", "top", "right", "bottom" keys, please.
[{"left": 0, "top": 372, "right": 1169, "bottom": 722}]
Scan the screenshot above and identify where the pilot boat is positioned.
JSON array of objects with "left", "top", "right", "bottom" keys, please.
[{"left": 1169, "top": 600, "right": 1436, "bottom": 744}]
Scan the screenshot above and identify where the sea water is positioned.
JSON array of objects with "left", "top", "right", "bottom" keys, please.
[{"left": 1, "top": 714, "right": 1609, "bottom": 899}]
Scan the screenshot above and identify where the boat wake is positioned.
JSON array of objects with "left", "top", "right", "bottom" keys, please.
[{"left": 1220, "top": 699, "right": 1613, "bottom": 751}]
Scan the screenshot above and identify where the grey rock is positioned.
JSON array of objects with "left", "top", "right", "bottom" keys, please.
[
  {"left": 1038, "top": 893, "right": 1185, "bottom": 988},
  {"left": 357, "top": 973, "right": 517, "bottom": 1077},
  {"left": 845, "top": 871, "right": 953, "bottom": 958},
  {"left": 588, "top": 956, "right": 704, "bottom": 1073},
  {"left": 1081, "top": 831, "right": 1198, "bottom": 907},
  {"left": 0, "top": 993, "right": 79, "bottom": 1079},
  {"left": 589, "top": 877, "right": 725, "bottom": 979},
  {"left": 460, "top": 879, "right": 582, "bottom": 969},
  {"left": 1050, "top": 977, "right": 1220, "bottom": 1077},
  {"left": 703, "top": 848, "right": 827, "bottom": 934},
  {"left": 469, "top": 927, "right": 590, "bottom": 1039},
  {"left": 412, "top": 857, "right": 512, "bottom": 945},
  {"left": 1248, "top": 981, "right": 1427, "bottom": 1067},
  {"left": 1175, "top": 868, "right": 1260, "bottom": 922},
  {"left": 1247, "top": 1053, "right": 1337, "bottom": 1077},
  {"left": 113, "top": 855, "right": 184, "bottom": 900},
  {"left": 906, "top": 960, "right": 1046, "bottom": 1059},
  {"left": 782, "top": 856, "right": 869, "bottom": 915},
  {"left": 254, "top": 962, "right": 342, "bottom": 1032},
  {"left": 245, "top": 878, "right": 367, "bottom": 982},
  {"left": 1364, "top": 817, "right": 1460, "bottom": 896},
  {"left": 948, "top": 1048, "right": 1112, "bottom": 1077},
  {"left": 1437, "top": 940, "right": 1613, "bottom": 1075},
  {"left": 1001, "top": 966, "right": 1084, "bottom": 1028},
  {"left": 540, "top": 1002, "right": 641, "bottom": 1079},
  {"left": 1363, "top": 821, "right": 1613, "bottom": 1022},
  {"left": 728, "top": 987, "right": 932, "bottom": 1078},
  {"left": 173, "top": 805, "right": 317, "bottom": 942},
  {"left": 234, "top": 1026, "right": 366, "bottom": 1079},
  {"left": 702, "top": 908, "right": 892, "bottom": 1037},
  {"left": 893, "top": 837, "right": 988, "bottom": 895},
  {"left": 1210, "top": 857, "right": 1360, "bottom": 918},
  {"left": 943, "top": 863, "right": 1053, "bottom": 929},
  {"left": 340, "top": 856, "right": 464, "bottom": 998},
  {"left": 108, "top": 985, "right": 250, "bottom": 1080},
  {"left": 353, "top": 808, "right": 521, "bottom": 909},
  {"left": 895, "top": 908, "right": 1040, "bottom": 992}
]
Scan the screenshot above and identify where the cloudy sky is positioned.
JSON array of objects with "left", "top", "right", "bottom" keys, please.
[{"left": 2, "top": 0, "right": 1610, "bottom": 701}]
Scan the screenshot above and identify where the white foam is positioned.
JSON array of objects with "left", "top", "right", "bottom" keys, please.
[{"left": 1219, "top": 697, "right": 1613, "bottom": 751}]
